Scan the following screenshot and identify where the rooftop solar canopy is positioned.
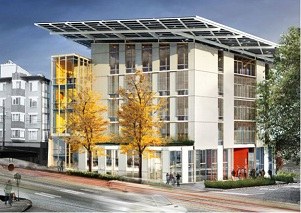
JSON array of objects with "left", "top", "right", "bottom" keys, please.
[{"left": 35, "top": 16, "right": 278, "bottom": 62}]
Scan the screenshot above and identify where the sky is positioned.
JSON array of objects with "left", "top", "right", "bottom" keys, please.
[{"left": 0, "top": 0, "right": 299, "bottom": 78}]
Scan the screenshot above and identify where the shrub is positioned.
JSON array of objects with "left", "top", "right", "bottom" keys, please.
[
  {"left": 66, "top": 170, "right": 125, "bottom": 181},
  {"left": 274, "top": 171, "right": 296, "bottom": 183},
  {"left": 205, "top": 178, "right": 275, "bottom": 189}
]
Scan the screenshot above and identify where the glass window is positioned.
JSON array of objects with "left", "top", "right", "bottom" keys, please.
[
  {"left": 234, "top": 56, "right": 256, "bottom": 76},
  {"left": 106, "top": 150, "right": 112, "bottom": 166},
  {"left": 108, "top": 76, "right": 119, "bottom": 96},
  {"left": 177, "top": 43, "right": 188, "bottom": 69},
  {"left": 0, "top": 83, "right": 6, "bottom": 91},
  {"left": 28, "top": 130, "right": 38, "bottom": 140},
  {"left": 234, "top": 100, "right": 256, "bottom": 120},
  {"left": 30, "top": 98, "right": 38, "bottom": 108},
  {"left": 29, "top": 114, "right": 38, "bottom": 124},
  {"left": 108, "top": 99, "right": 118, "bottom": 122},
  {"left": 218, "top": 98, "right": 223, "bottom": 120},
  {"left": 234, "top": 76, "right": 256, "bottom": 98},
  {"left": 125, "top": 44, "right": 135, "bottom": 73},
  {"left": 218, "top": 123, "right": 223, "bottom": 145},
  {"left": 218, "top": 74, "right": 223, "bottom": 95},
  {"left": 142, "top": 44, "right": 152, "bottom": 72},
  {"left": 176, "top": 97, "right": 188, "bottom": 120},
  {"left": 218, "top": 51, "right": 224, "bottom": 72},
  {"left": 110, "top": 44, "right": 119, "bottom": 74},
  {"left": 177, "top": 122, "right": 188, "bottom": 140},
  {"left": 170, "top": 151, "right": 182, "bottom": 174},
  {"left": 157, "top": 72, "right": 170, "bottom": 96},
  {"left": 160, "top": 97, "right": 170, "bottom": 121},
  {"left": 12, "top": 129, "right": 25, "bottom": 138},
  {"left": 161, "top": 123, "right": 170, "bottom": 137},
  {"left": 110, "top": 123, "right": 119, "bottom": 135},
  {"left": 234, "top": 122, "right": 256, "bottom": 144},
  {"left": 176, "top": 71, "right": 188, "bottom": 95},
  {"left": 159, "top": 44, "right": 170, "bottom": 71},
  {"left": 29, "top": 81, "right": 38, "bottom": 91}
]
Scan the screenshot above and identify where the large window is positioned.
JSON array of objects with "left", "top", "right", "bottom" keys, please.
[
  {"left": 108, "top": 76, "right": 119, "bottom": 96},
  {"left": 234, "top": 56, "right": 256, "bottom": 76},
  {"left": 234, "top": 122, "right": 256, "bottom": 144},
  {"left": 109, "top": 123, "right": 119, "bottom": 135},
  {"left": 109, "top": 44, "right": 119, "bottom": 74},
  {"left": 28, "top": 130, "right": 38, "bottom": 140},
  {"left": 234, "top": 76, "right": 256, "bottom": 98},
  {"left": 176, "top": 71, "right": 188, "bottom": 95},
  {"left": 12, "top": 97, "right": 24, "bottom": 105},
  {"left": 142, "top": 44, "right": 152, "bottom": 72},
  {"left": 234, "top": 100, "right": 256, "bottom": 120},
  {"left": 158, "top": 72, "right": 170, "bottom": 96},
  {"left": 176, "top": 97, "right": 188, "bottom": 120},
  {"left": 177, "top": 43, "right": 188, "bottom": 69},
  {"left": 161, "top": 123, "right": 170, "bottom": 137},
  {"left": 30, "top": 97, "right": 38, "bottom": 108},
  {"left": 218, "top": 123, "right": 223, "bottom": 145},
  {"left": 29, "top": 114, "right": 38, "bottom": 124},
  {"left": 195, "top": 149, "right": 217, "bottom": 181},
  {"left": 12, "top": 113, "right": 25, "bottom": 122},
  {"left": 125, "top": 44, "right": 135, "bottom": 73},
  {"left": 159, "top": 44, "right": 170, "bottom": 71},
  {"left": 12, "top": 129, "right": 25, "bottom": 139},
  {"left": 218, "top": 98, "right": 223, "bottom": 120},
  {"left": 0, "top": 83, "right": 6, "bottom": 91},
  {"left": 218, "top": 51, "right": 224, "bottom": 72},
  {"left": 218, "top": 74, "right": 223, "bottom": 95},
  {"left": 177, "top": 122, "right": 188, "bottom": 140},
  {"left": 170, "top": 151, "right": 182, "bottom": 174},
  {"left": 160, "top": 97, "right": 170, "bottom": 121},
  {"left": 108, "top": 99, "right": 118, "bottom": 122}
]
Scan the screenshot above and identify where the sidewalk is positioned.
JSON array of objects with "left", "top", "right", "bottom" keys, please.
[{"left": 0, "top": 198, "right": 32, "bottom": 212}]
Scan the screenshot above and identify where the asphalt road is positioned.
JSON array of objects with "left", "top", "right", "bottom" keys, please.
[{"left": 0, "top": 165, "right": 299, "bottom": 212}]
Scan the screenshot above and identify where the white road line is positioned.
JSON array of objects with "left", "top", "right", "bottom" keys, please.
[
  {"left": 214, "top": 191, "right": 251, "bottom": 196},
  {"left": 35, "top": 192, "right": 61, "bottom": 199},
  {"left": 59, "top": 189, "right": 84, "bottom": 195}
]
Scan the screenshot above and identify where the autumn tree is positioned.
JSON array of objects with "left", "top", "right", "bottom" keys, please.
[
  {"left": 117, "top": 70, "right": 166, "bottom": 179},
  {"left": 67, "top": 87, "right": 109, "bottom": 172},
  {"left": 257, "top": 27, "right": 300, "bottom": 167}
]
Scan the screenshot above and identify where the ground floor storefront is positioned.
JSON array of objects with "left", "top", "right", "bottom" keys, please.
[{"left": 48, "top": 137, "right": 273, "bottom": 183}]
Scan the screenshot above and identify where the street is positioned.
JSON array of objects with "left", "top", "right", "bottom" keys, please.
[{"left": 0, "top": 166, "right": 299, "bottom": 212}]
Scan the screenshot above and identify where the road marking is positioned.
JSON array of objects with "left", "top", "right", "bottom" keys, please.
[
  {"left": 213, "top": 191, "right": 251, "bottom": 196},
  {"left": 259, "top": 188, "right": 277, "bottom": 191},
  {"left": 35, "top": 192, "right": 61, "bottom": 199},
  {"left": 59, "top": 189, "right": 84, "bottom": 195}
]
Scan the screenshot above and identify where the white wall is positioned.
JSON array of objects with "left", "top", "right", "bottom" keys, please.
[
  {"left": 223, "top": 51, "right": 235, "bottom": 149},
  {"left": 191, "top": 43, "right": 218, "bottom": 150}
]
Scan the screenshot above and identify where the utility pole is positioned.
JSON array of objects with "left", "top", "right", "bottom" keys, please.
[{"left": 2, "top": 105, "right": 5, "bottom": 149}]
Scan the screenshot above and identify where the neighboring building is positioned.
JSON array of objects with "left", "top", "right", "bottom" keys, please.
[
  {"left": 36, "top": 16, "right": 277, "bottom": 182},
  {"left": 48, "top": 54, "right": 91, "bottom": 167},
  {"left": 0, "top": 60, "right": 50, "bottom": 165}
]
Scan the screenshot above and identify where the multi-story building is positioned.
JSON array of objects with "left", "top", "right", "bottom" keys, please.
[
  {"left": 48, "top": 54, "right": 91, "bottom": 167},
  {"left": 0, "top": 60, "right": 50, "bottom": 165},
  {"left": 36, "top": 16, "right": 277, "bottom": 182}
]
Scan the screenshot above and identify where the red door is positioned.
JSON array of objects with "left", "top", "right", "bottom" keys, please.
[{"left": 234, "top": 148, "right": 248, "bottom": 177}]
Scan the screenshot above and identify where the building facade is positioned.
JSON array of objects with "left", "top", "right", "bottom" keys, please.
[
  {"left": 0, "top": 60, "right": 50, "bottom": 165},
  {"left": 37, "top": 16, "right": 277, "bottom": 182},
  {"left": 48, "top": 54, "right": 91, "bottom": 167}
]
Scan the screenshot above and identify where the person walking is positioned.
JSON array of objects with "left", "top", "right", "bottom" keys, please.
[
  {"left": 176, "top": 173, "right": 181, "bottom": 187},
  {"left": 4, "top": 179, "right": 13, "bottom": 206},
  {"left": 166, "top": 173, "right": 170, "bottom": 184},
  {"left": 57, "top": 160, "right": 61, "bottom": 172},
  {"left": 60, "top": 160, "right": 64, "bottom": 172}
]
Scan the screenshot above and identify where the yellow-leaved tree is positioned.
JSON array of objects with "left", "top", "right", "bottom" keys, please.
[
  {"left": 118, "top": 70, "right": 166, "bottom": 179},
  {"left": 67, "top": 87, "right": 109, "bottom": 172}
]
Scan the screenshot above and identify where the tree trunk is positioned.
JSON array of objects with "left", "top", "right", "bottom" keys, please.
[
  {"left": 138, "top": 152, "right": 143, "bottom": 181},
  {"left": 88, "top": 150, "right": 92, "bottom": 172}
]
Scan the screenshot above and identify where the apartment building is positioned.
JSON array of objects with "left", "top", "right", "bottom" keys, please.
[
  {"left": 0, "top": 60, "right": 50, "bottom": 165},
  {"left": 36, "top": 16, "right": 277, "bottom": 182}
]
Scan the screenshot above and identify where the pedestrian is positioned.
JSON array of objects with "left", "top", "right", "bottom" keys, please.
[
  {"left": 166, "top": 173, "right": 170, "bottom": 184},
  {"left": 170, "top": 173, "right": 175, "bottom": 186},
  {"left": 60, "top": 160, "right": 64, "bottom": 172},
  {"left": 57, "top": 160, "right": 61, "bottom": 172},
  {"left": 268, "top": 170, "right": 272, "bottom": 179},
  {"left": 176, "top": 173, "right": 181, "bottom": 186},
  {"left": 4, "top": 179, "right": 13, "bottom": 206}
]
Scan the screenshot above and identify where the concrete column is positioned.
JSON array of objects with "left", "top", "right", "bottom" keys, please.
[
  {"left": 118, "top": 152, "right": 127, "bottom": 176},
  {"left": 217, "top": 145, "right": 224, "bottom": 180},
  {"left": 181, "top": 147, "right": 189, "bottom": 183},
  {"left": 142, "top": 156, "right": 149, "bottom": 180},
  {"left": 47, "top": 138, "right": 54, "bottom": 167},
  {"left": 170, "top": 43, "right": 177, "bottom": 70},
  {"left": 98, "top": 154, "right": 106, "bottom": 174},
  {"left": 162, "top": 149, "right": 170, "bottom": 183},
  {"left": 78, "top": 150, "right": 87, "bottom": 171}
]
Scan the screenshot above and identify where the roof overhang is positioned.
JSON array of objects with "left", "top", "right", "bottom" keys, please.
[{"left": 35, "top": 16, "right": 278, "bottom": 62}]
